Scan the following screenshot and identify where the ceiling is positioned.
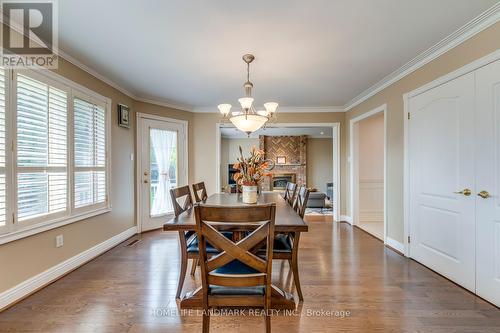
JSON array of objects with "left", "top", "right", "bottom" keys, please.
[
  {"left": 59, "top": 0, "right": 498, "bottom": 110},
  {"left": 221, "top": 126, "right": 333, "bottom": 139}
]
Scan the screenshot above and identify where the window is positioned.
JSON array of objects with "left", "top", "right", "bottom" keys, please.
[
  {"left": 16, "top": 74, "right": 68, "bottom": 222},
  {"left": 0, "top": 69, "right": 111, "bottom": 243},
  {"left": 73, "top": 97, "right": 107, "bottom": 209}
]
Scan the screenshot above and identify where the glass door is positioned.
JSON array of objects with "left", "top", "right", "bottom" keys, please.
[{"left": 139, "top": 117, "right": 186, "bottom": 231}]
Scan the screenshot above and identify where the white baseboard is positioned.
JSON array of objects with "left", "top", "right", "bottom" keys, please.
[
  {"left": 385, "top": 236, "right": 405, "bottom": 255},
  {"left": 0, "top": 226, "right": 137, "bottom": 311},
  {"left": 340, "top": 215, "right": 352, "bottom": 223}
]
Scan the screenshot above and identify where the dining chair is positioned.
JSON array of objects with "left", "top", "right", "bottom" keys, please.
[
  {"left": 283, "top": 182, "right": 297, "bottom": 207},
  {"left": 192, "top": 181, "right": 208, "bottom": 203},
  {"left": 293, "top": 186, "right": 310, "bottom": 219},
  {"left": 170, "top": 185, "right": 196, "bottom": 299},
  {"left": 194, "top": 203, "right": 276, "bottom": 333},
  {"left": 265, "top": 186, "right": 310, "bottom": 301}
]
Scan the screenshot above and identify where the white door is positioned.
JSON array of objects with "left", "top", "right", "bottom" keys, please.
[
  {"left": 475, "top": 59, "right": 500, "bottom": 306},
  {"left": 408, "top": 73, "right": 476, "bottom": 291},
  {"left": 139, "top": 117, "right": 187, "bottom": 232}
]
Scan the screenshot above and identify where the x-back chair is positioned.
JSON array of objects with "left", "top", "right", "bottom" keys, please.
[
  {"left": 170, "top": 185, "right": 196, "bottom": 299},
  {"left": 283, "top": 182, "right": 297, "bottom": 207},
  {"left": 192, "top": 181, "right": 208, "bottom": 203},
  {"left": 194, "top": 203, "right": 276, "bottom": 333}
]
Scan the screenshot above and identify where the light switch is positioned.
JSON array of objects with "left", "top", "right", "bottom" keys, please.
[{"left": 56, "top": 235, "right": 64, "bottom": 248}]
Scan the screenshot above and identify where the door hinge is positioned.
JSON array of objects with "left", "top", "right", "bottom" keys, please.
[
  {"left": 407, "top": 235, "right": 411, "bottom": 243},
  {"left": 407, "top": 112, "right": 411, "bottom": 120}
]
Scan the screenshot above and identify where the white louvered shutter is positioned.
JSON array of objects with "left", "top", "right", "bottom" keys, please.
[
  {"left": 0, "top": 68, "right": 6, "bottom": 227},
  {"left": 16, "top": 74, "right": 68, "bottom": 221},
  {"left": 73, "top": 98, "right": 107, "bottom": 209}
]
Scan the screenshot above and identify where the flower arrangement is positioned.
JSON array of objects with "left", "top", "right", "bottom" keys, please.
[{"left": 233, "top": 146, "right": 274, "bottom": 186}]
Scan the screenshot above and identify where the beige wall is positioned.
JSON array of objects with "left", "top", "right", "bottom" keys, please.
[
  {"left": 356, "top": 113, "right": 384, "bottom": 220},
  {"left": 220, "top": 138, "right": 260, "bottom": 188},
  {"left": 345, "top": 22, "right": 500, "bottom": 243},
  {"left": 0, "top": 58, "right": 193, "bottom": 294},
  {"left": 193, "top": 113, "right": 347, "bottom": 214},
  {"left": 306, "top": 138, "right": 333, "bottom": 192}
]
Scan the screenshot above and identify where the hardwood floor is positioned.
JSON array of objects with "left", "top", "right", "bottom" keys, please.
[{"left": 1, "top": 216, "right": 499, "bottom": 332}]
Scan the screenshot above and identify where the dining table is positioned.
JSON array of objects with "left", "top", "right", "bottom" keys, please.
[{"left": 163, "top": 191, "right": 309, "bottom": 309}]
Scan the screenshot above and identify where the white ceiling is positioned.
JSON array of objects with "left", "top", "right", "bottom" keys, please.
[
  {"left": 59, "top": 0, "right": 498, "bottom": 110},
  {"left": 221, "top": 126, "right": 333, "bottom": 139}
]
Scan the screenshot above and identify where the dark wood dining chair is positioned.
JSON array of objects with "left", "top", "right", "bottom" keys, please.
[
  {"left": 194, "top": 203, "right": 276, "bottom": 333},
  {"left": 265, "top": 186, "right": 310, "bottom": 301},
  {"left": 283, "top": 182, "right": 297, "bottom": 206},
  {"left": 192, "top": 181, "right": 208, "bottom": 203},
  {"left": 293, "top": 186, "right": 310, "bottom": 219},
  {"left": 170, "top": 185, "right": 196, "bottom": 299}
]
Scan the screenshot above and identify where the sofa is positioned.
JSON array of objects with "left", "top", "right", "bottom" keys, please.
[{"left": 307, "top": 192, "right": 327, "bottom": 208}]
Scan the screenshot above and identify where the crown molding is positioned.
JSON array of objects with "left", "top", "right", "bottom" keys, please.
[
  {"left": 57, "top": 49, "right": 137, "bottom": 98},
  {"left": 57, "top": 3, "right": 499, "bottom": 114},
  {"left": 134, "top": 97, "right": 193, "bottom": 112},
  {"left": 193, "top": 106, "right": 344, "bottom": 113},
  {"left": 343, "top": 3, "right": 500, "bottom": 111},
  {"left": 57, "top": 49, "right": 193, "bottom": 112}
]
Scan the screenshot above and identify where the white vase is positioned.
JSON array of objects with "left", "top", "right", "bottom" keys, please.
[{"left": 242, "top": 185, "right": 258, "bottom": 204}]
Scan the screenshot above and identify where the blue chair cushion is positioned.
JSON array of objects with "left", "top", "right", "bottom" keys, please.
[
  {"left": 184, "top": 231, "right": 195, "bottom": 240},
  {"left": 187, "top": 232, "right": 233, "bottom": 254},
  {"left": 209, "top": 285, "right": 265, "bottom": 296},
  {"left": 273, "top": 234, "right": 292, "bottom": 253},
  {"left": 209, "top": 260, "right": 264, "bottom": 296},
  {"left": 257, "top": 234, "right": 292, "bottom": 254},
  {"left": 213, "top": 259, "right": 259, "bottom": 275}
]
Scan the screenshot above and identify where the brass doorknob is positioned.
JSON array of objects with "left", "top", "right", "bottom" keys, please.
[
  {"left": 477, "top": 191, "right": 490, "bottom": 199},
  {"left": 454, "top": 188, "right": 471, "bottom": 196},
  {"left": 144, "top": 179, "right": 149, "bottom": 184}
]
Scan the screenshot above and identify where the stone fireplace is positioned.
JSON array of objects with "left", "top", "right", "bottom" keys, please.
[{"left": 259, "top": 135, "right": 307, "bottom": 191}]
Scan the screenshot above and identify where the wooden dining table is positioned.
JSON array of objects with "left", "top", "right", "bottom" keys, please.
[{"left": 163, "top": 192, "right": 308, "bottom": 309}]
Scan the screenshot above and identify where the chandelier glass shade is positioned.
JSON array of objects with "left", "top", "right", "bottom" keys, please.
[{"left": 218, "top": 54, "right": 278, "bottom": 135}]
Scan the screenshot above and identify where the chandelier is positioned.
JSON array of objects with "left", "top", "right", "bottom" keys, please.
[{"left": 218, "top": 54, "right": 278, "bottom": 135}]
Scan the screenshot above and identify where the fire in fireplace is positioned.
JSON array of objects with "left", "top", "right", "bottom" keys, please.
[{"left": 272, "top": 173, "right": 296, "bottom": 190}]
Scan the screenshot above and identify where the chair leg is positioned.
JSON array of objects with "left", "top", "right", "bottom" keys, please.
[
  {"left": 291, "top": 233, "right": 304, "bottom": 301},
  {"left": 203, "top": 312, "right": 210, "bottom": 333},
  {"left": 265, "top": 313, "right": 271, "bottom": 333},
  {"left": 176, "top": 232, "right": 188, "bottom": 299},
  {"left": 190, "top": 258, "right": 198, "bottom": 276}
]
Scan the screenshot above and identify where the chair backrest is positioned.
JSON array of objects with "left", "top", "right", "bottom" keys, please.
[
  {"left": 283, "top": 182, "right": 297, "bottom": 206},
  {"left": 293, "top": 186, "right": 310, "bottom": 219},
  {"left": 192, "top": 182, "right": 208, "bottom": 203},
  {"left": 170, "top": 185, "right": 194, "bottom": 217},
  {"left": 194, "top": 204, "right": 276, "bottom": 301}
]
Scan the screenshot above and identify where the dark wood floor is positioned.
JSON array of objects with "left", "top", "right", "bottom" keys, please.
[{"left": 1, "top": 216, "right": 499, "bottom": 332}]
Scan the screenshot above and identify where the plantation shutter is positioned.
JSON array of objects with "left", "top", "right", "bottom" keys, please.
[
  {"left": 16, "top": 74, "right": 68, "bottom": 221},
  {"left": 73, "top": 97, "right": 107, "bottom": 208},
  {"left": 0, "top": 68, "right": 6, "bottom": 227}
]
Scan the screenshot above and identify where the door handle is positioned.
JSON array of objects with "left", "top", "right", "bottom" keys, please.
[
  {"left": 477, "top": 190, "right": 490, "bottom": 199},
  {"left": 454, "top": 188, "right": 471, "bottom": 196},
  {"left": 144, "top": 179, "right": 149, "bottom": 184}
]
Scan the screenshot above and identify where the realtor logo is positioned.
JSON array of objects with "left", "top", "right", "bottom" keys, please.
[{"left": 0, "top": 0, "right": 58, "bottom": 68}]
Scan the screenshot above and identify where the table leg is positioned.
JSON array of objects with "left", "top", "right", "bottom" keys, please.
[{"left": 290, "top": 232, "right": 304, "bottom": 301}]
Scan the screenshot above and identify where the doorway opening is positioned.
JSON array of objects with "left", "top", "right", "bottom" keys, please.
[
  {"left": 350, "top": 105, "right": 386, "bottom": 241},
  {"left": 215, "top": 123, "right": 340, "bottom": 221}
]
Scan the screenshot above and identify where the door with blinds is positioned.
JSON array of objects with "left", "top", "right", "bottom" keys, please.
[{"left": 138, "top": 116, "right": 187, "bottom": 232}]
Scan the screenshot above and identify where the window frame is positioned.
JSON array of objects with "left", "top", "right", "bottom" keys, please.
[{"left": 0, "top": 68, "right": 112, "bottom": 245}]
